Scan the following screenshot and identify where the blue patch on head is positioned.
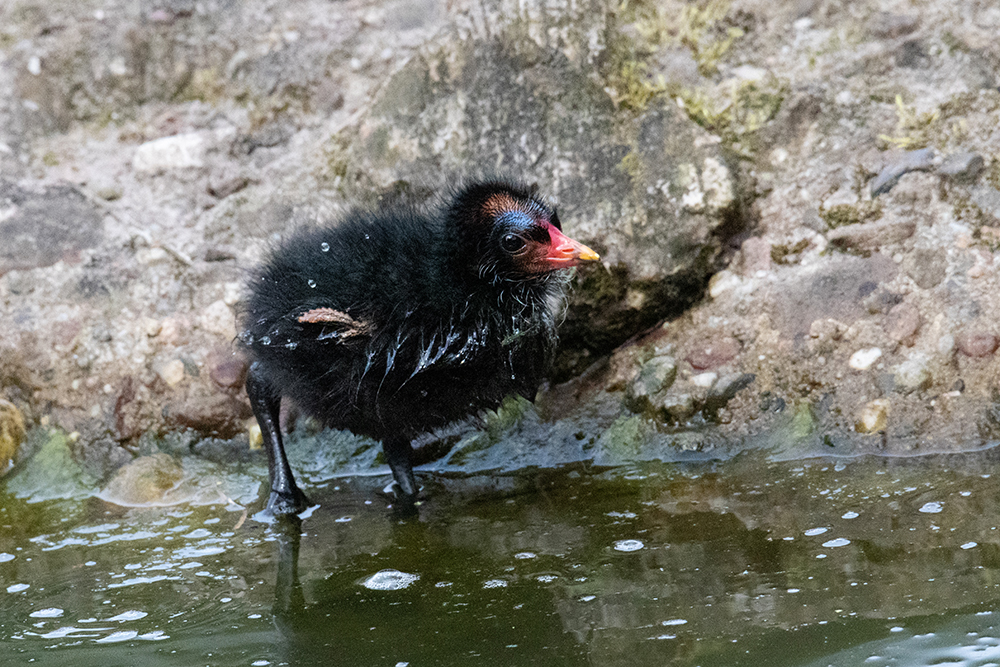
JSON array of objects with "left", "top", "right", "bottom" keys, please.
[{"left": 495, "top": 210, "right": 536, "bottom": 231}]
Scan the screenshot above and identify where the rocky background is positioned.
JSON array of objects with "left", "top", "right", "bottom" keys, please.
[{"left": 3, "top": 0, "right": 1000, "bottom": 499}]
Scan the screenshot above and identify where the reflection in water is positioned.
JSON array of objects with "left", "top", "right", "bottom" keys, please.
[
  {"left": 268, "top": 505, "right": 587, "bottom": 665},
  {"left": 4, "top": 454, "right": 1000, "bottom": 665}
]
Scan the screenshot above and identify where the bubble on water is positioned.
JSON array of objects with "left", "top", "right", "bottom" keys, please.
[
  {"left": 822, "top": 538, "right": 851, "bottom": 548},
  {"left": 514, "top": 552, "right": 536, "bottom": 560},
  {"left": 614, "top": 539, "right": 644, "bottom": 552},
  {"left": 483, "top": 579, "right": 508, "bottom": 589},
  {"left": 919, "top": 502, "right": 943, "bottom": 514},
  {"left": 284, "top": 341, "right": 298, "bottom": 350},
  {"left": 362, "top": 569, "right": 419, "bottom": 591},
  {"left": 804, "top": 527, "right": 829, "bottom": 536},
  {"left": 320, "top": 242, "right": 330, "bottom": 252},
  {"left": 106, "top": 610, "right": 147, "bottom": 622},
  {"left": 259, "top": 336, "right": 271, "bottom": 346},
  {"left": 536, "top": 575, "right": 557, "bottom": 583},
  {"left": 29, "top": 608, "right": 64, "bottom": 618},
  {"left": 95, "top": 630, "right": 167, "bottom": 643},
  {"left": 364, "top": 234, "right": 370, "bottom": 240},
  {"left": 307, "top": 279, "right": 316, "bottom": 288}
]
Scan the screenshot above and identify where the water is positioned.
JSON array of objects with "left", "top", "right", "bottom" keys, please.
[{"left": 4, "top": 453, "right": 1000, "bottom": 666}]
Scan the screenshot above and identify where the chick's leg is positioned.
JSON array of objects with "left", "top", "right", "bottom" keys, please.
[
  {"left": 246, "top": 362, "right": 310, "bottom": 515},
  {"left": 383, "top": 437, "right": 418, "bottom": 499}
]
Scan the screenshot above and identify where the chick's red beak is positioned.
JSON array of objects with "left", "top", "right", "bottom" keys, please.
[{"left": 542, "top": 223, "right": 600, "bottom": 268}]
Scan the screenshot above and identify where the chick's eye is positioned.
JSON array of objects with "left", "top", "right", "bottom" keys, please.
[{"left": 500, "top": 233, "right": 526, "bottom": 253}]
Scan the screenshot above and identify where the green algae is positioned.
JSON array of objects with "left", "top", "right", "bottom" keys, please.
[{"left": 3, "top": 431, "right": 97, "bottom": 503}]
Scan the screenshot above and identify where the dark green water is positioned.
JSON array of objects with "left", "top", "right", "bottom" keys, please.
[{"left": 5, "top": 451, "right": 1000, "bottom": 666}]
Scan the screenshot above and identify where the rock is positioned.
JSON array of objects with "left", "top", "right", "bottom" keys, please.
[
  {"left": 938, "top": 152, "right": 984, "bottom": 183},
  {"left": 164, "top": 394, "right": 252, "bottom": 437},
  {"left": 884, "top": 302, "right": 921, "bottom": 345},
  {"left": 133, "top": 133, "right": 207, "bottom": 173},
  {"left": 624, "top": 355, "right": 677, "bottom": 414},
  {"left": 703, "top": 374, "right": 756, "bottom": 415},
  {"left": 826, "top": 218, "right": 916, "bottom": 252},
  {"left": 690, "top": 372, "right": 718, "bottom": 389},
  {"left": 773, "top": 255, "right": 898, "bottom": 338},
  {"left": 0, "top": 399, "right": 26, "bottom": 475},
  {"left": 870, "top": 148, "right": 935, "bottom": 197},
  {"left": 99, "top": 453, "right": 183, "bottom": 506},
  {"left": 809, "top": 318, "right": 847, "bottom": 354},
  {"left": 0, "top": 181, "right": 103, "bottom": 275},
  {"left": 686, "top": 337, "right": 741, "bottom": 370},
  {"left": 739, "top": 237, "right": 772, "bottom": 275},
  {"left": 658, "top": 392, "right": 696, "bottom": 422},
  {"left": 892, "top": 354, "right": 932, "bottom": 394},
  {"left": 903, "top": 248, "right": 948, "bottom": 289},
  {"left": 4, "top": 432, "right": 96, "bottom": 502},
  {"left": 708, "top": 270, "right": 741, "bottom": 298},
  {"left": 207, "top": 172, "right": 249, "bottom": 199},
  {"left": 204, "top": 246, "right": 237, "bottom": 262},
  {"left": 155, "top": 359, "right": 186, "bottom": 387},
  {"left": 198, "top": 300, "right": 236, "bottom": 338},
  {"left": 869, "top": 13, "right": 920, "bottom": 39},
  {"left": 856, "top": 398, "right": 890, "bottom": 433},
  {"left": 956, "top": 332, "right": 999, "bottom": 358},
  {"left": 849, "top": 347, "right": 882, "bottom": 370},
  {"left": 209, "top": 352, "right": 249, "bottom": 390}
]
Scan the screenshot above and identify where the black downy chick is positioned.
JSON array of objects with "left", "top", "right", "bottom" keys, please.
[{"left": 240, "top": 179, "right": 600, "bottom": 515}]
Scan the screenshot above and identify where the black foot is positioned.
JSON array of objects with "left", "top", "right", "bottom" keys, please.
[
  {"left": 383, "top": 437, "right": 419, "bottom": 500},
  {"left": 266, "top": 488, "right": 312, "bottom": 517}
]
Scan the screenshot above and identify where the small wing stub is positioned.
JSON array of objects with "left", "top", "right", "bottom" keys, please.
[{"left": 297, "top": 308, "right": 374, "bottom": 339}]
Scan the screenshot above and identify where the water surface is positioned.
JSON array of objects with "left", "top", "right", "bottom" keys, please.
[{"left": 4, "top": 452, "right": 1000, "bottom": 666}]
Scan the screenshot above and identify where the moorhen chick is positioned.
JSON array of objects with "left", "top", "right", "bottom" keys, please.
[{"left": 240, "top": 179, "right": 599, "bottom": 515}]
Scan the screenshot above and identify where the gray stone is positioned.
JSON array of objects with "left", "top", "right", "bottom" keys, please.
[
  {"left": 892, "top": 354, "right": 932, "bottom": 394},
  {"left": 826, "top": 218, "right": 916, "bottom": 252},
  {"left": 938, "top": 152, "right": 985, "bottom": 183},
  {"left": 0, "top": 181, "right": 103, "bottom": 275},
  {"left": 870, "top": 149, "right": 935, "bottom": 197},
  {"left": 624, "top": 356, "right": 678, "bottom": 414},
  {"left": 657, "top": 392, "right": 696, "bottom": 423},
  {"left": 771, "top": 255, "right": 898, "bottom": 338},
  {"left": 884, "top": 302, "right": 921, "bottom": 345},
  {"left": 703, "top": 374, "right": 756, "bottom": 414},
  {"left": 869, "top": 13, "right": 920, "bottom": 39},
  {"left": 903, "top": 248, "right": 948, "bottom": 289},
  {"left": 970, "top": 185, "right": 1000, "bottom": 220}
]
